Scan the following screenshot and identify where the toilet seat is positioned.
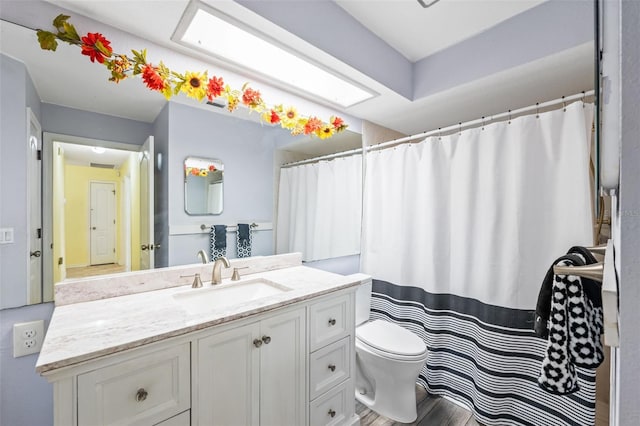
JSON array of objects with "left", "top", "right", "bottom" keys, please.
[{"left": 356, "top": 320, "right": 427, "bottom": 361}]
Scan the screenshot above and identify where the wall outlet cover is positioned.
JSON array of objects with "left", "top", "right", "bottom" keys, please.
[{"left": 13, "top": 320, "right": 45, "bottom": 357}]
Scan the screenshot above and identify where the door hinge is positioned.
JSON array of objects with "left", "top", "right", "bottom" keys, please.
[
  {"left": 37, "top": 150, "right": 42, "bottom": 160},
  {"left": 58, "top": 257, "right": 63, "bottom": 265},
  {"left": 36, "top": 228, "right": 42, "bottom": 239},
  {"left": 112, "top": 190, "right": 115, "bottom": 195},
  {"left": 113, "top": 248, "right": 116, "bottom": 253},
  {"left": 113, "top": 219, "right": 116, "bottom": 224}
]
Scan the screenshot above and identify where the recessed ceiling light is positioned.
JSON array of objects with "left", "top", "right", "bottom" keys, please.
[
  {"left": 174, "top": 4, "right": 375, "bottom": 108},
  {"left": 92, "top": 147, "right": 106, "bottom": 154}
]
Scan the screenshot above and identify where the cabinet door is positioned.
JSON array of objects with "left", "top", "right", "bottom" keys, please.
[
  {"left": 260, "top": 308, "right": 306, "bottom": 426},
  {"left": 196, "top": 322, "right": 261, "bottom": 426}
]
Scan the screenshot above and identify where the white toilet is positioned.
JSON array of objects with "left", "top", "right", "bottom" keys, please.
[{"left": 352, "top": 275, "right": 428, "bottom": 423}]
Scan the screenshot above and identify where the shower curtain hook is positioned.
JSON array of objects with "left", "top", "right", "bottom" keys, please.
[
  {"left": 481, "top": 116, "right": 485, "bottom": 130},
  {"left": 508, "top": 110, "right": 512, "bottom": 124},
  {"left": 536, "top": 102, "right": 540, "bottom": 119},
  {"left": 458, "top": 122, "right": 462, "bottom": 135},
  {"left": 582, "top": 91, "right": 586, "bottom": 107},
  {"left": 438, "top": 128, "right": 442, "bottom": 140},
  {"left": 562, "top": 96, "right": 566, "bottom": 112}
]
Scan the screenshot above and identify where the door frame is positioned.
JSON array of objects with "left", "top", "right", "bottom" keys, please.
[{"left": 26, "top": 108, "right": 42, "bottom": 304}]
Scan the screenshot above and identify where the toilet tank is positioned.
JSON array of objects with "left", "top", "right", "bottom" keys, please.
[{"left": 346, "top": 274, "right": 373, "bottom": 326}]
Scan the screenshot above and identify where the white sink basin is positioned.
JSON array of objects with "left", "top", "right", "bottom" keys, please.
[{"left": 173, "top": 278, "right": 292, "bottom": 314}]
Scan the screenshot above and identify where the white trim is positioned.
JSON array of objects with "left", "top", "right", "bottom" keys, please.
[{"left": 26, "top": 107, "right": 42, "bottom": 305}]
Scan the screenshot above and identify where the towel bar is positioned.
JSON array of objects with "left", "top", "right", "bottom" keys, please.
[
  {"left": 553, "top": 262, "right": 604, "bottom": 282},
  {"left": 586, "top": 244, "right": 607, "bottom": 255}
]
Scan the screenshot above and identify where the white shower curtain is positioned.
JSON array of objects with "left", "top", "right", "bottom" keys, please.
[
  {"left": 362, "top": 102, "right": 597, "bottom": 426},
  {"left": 362, "top": 101, "right": 594, "bottom": 310},
  {"left": 276, "top": 155, "right": 362, "bottom": 262}
]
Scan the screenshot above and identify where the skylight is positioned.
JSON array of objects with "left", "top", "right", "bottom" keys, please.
[{"left": 175, "top": 6, "right": 375, "bottom": 108}]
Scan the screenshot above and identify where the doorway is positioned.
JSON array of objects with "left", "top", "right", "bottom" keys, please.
[{"left": 42, "top": 133, "right": 154, "bottom": 298}]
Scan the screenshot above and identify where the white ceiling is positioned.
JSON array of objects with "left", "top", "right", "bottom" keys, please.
[
  {"left": 58, "top": 142, "right": 134, "bottom": 168},
  {"left": 0, "top": 0, "right": 594, "bottom": 141},
  {"left": 335, "top": 0, "right": 545, "bottom": 61}
]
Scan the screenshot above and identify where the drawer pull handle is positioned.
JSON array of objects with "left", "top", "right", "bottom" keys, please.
[
  {"left": 328, "top": 318, "right": 336, "bottom": 326},
  {"left": 135, "top": 388, "right": 148, "bottom": 402},
  {"left": 328, "top": 409, "right": 336, "bottom": 418},
  {"left": 328, "top": 364, "right": 336, "bottom": 372},
  {"left": 262, "top": 335, "right": 271, "bottom": 344},
  {"left": 253, "top": 338, "right": 263, "bottom": 348}
]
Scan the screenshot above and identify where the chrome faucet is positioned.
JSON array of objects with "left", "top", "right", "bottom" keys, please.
[
  {"left": 196, "top": 249, "right": 209, "bottom": 264},
  {"left": 211, "top": 256, "right": 230, "bottom": 285}
]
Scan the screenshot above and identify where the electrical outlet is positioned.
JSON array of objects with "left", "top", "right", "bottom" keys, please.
[{"left": 13, "top": 320, "right": 45, "bottom": 357}]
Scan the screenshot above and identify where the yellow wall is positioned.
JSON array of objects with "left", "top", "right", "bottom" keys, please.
[
  {"left": 64, "top": 165, "right": 121, "bottom": 266},
  {"left": 119, "top": 153, "right": 141, "bottom": 271}
]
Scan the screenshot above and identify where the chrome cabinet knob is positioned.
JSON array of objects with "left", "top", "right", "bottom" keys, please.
[
  {"left": 253, "top": 338, "right": 263, "bottom": 348},
  {"left": 262, "top": 335, "right": 271, "bottom": 344},
  {"left": 135, "top": 388, "right": 148, "bottom": 402},
  {"left": 328, "top": 318, "right": 336, "bottom": 326},
  {"left": 328, "top": 364, "right": 336, "bottom": 372},
  {"left": 328, "top": 409, "right": 336, "bottom": 418}
]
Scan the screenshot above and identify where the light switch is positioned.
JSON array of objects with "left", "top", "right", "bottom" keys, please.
[{"left": 0, "top": 228, "right": 14, "bottom": 244}]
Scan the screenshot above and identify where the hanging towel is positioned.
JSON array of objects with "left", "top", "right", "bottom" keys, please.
[
  {"left": 210, "top": 225, "right": 227, "bottom": 261},
  {"left": 236, "top": 223, "right": 252, "bottom": 258},
  {"left": 536, "top": 251, "right": 604, "bottom": 395}
]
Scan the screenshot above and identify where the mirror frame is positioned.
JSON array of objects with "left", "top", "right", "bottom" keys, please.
[{"left": 183, "top": 156, "right": 224, "bottom": 216}]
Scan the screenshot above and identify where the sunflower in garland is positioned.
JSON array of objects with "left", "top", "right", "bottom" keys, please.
[
  {"left": 181, "top": 71, "right": 208, "bottom": 101},
  {"left": 281, "top": 106, "right": 299, "bottom": 130}
]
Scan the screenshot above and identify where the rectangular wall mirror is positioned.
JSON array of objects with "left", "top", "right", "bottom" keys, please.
[{"left": 184, "top": 157, "right": 224, "bottom": 215}]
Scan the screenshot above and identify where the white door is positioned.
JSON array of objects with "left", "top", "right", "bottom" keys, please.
[
  {"left": 260, "top": 308, "right": 306, "bottom": 426},
  {"left": 139, "top": 136, "right": 154, "bottom": 270},
  {"left": 90, "top": 182, "right": 116, "bottom": 265},
  {"left": 27, "top": 108, "right": 42, "bottom": 304},
  {"left": 196, "top": 322, "right": 261, "bottom": 426}
]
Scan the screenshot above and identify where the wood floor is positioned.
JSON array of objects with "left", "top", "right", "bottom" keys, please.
[
  {"left": 357, "top": 385, "right": 483, "bottom": 426},
  {"left": 357, "top": 385, "right": 609, "bottom": 426},
  {"left": 65, "top": 263, "right": 126, "bottom": 279}
]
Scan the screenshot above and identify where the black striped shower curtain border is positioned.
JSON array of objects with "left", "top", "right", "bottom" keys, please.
[{"left": 370, "top": 280, "right": 596, "bottom": 426}]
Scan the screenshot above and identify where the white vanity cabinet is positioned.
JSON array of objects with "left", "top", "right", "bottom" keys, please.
[
  {"left": 308, "top": 293, "right": 356, "bottom": 426},
  {"left": 194, "top": 307, "right": 306, "bottom": 426},
  {"left": 42, "top": 286, "right": 359, "bottom": 426}
]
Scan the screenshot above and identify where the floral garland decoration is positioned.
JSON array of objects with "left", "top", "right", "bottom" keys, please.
[
  {"left": 36, "top": 15, "right": 348, "bottom": 139},
  {"left": 185, "top": 164, "right": 217, "bottom": 177}
]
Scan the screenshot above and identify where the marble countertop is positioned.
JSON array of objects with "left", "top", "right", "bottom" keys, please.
[{"left": 36, "top": 265, "right": 361, "bottom": 374}]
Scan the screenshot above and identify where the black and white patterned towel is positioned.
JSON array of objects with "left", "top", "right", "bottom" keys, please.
[
  {"left": 236, "top": 223, "right": 252, "bottom": 258},
  {"left": 210, "top": 225, "right": 227, "bottom": 261},
  {"left": 537, "top": 252, "right": 604, "bottom": 395}
]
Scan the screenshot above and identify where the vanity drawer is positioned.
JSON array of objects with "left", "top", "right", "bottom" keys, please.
[
  {"left": 310, "top": 382, "right": 349, "bottom": 426},
  {"left": 78, "top": 343, "right": 190, "bottom": 426},
  {"left": 310, "top": 337, "right": 350, "bottom": 400},
  {"left": 309, "top": 294, "right": 350, "bottom": 351}
]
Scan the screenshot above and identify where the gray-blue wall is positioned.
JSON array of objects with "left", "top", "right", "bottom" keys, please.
[{"left": 165, "top": 103, "right": 290, "bottom": 265}]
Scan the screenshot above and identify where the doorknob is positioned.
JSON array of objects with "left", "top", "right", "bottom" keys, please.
[
  {"left": 141, "top": 244, "right": 148, "bottom": 250},
  {"left": 30, "top": 250, "right": 41, "bottom": 258},
  {"left": 92, "top": 227, "right": 96, "bottom": 230}
]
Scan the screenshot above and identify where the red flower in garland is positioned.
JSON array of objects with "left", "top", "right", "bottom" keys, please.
[
  {"left": 207, "top": 76, "right": 224, "bottom": 100},
  {"left": 142, "top": 64, "right": 165, "bottom": 91},
  {"left": 304, "top": 117, "right": 323, "bottom": 135},
  {"left": 269, "top": 109, "right": 281, "bottom": 124},
  {"left": 80, "top": 32, "right": 112, "bottom": 64},
  {"left": 242, "top": 87, "right": 262, "bottom": 108},
  {"left": 331, "top": 116, "right": 344, "bottom": 130}
]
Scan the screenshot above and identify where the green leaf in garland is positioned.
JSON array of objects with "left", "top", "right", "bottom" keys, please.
[
  {"left": 37, "top": 30, "right": 58, "bottom": 51},
  {"left": 52, "top": 14, "right": 71, "bottom": 32},
  {"left": 62, "top": 22, "right": 79, "bottom": 42},
  {"left": 94, "top": 40, "right": 112, "bottom": 58}
]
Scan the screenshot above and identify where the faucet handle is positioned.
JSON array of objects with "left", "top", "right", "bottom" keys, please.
[
  {"left": 180, "top": 273, "right": 203, "bottom": 288},
  {"left": 231, "top": 267, "right": 249, "bottom": 281}
]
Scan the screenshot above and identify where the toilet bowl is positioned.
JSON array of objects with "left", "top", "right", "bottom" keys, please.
[{"left": 349, "top": 274, "right": 428, "bottom": 423}]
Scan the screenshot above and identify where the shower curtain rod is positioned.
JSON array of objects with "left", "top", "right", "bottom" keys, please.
[{"left": 282, "top": 90, "right": 594, "bottom": 168}]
